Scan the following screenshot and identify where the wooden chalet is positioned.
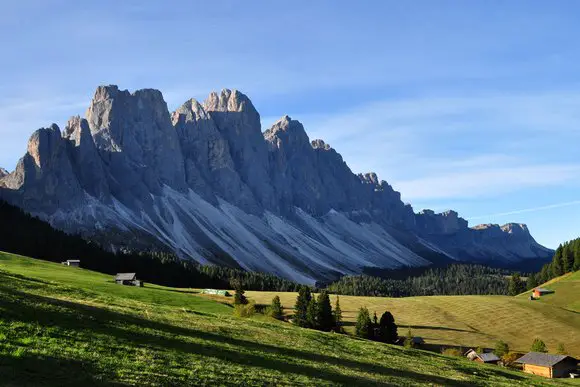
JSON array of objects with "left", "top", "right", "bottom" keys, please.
[
  {"left": 516, "top": 352, "right": 578, "bottom": 378},
  {"left": 465, "top": 349, "right": 500, "bottom": 364},
  {"left": 115, "top": 273, "right": 143, "bottom": 287},
  {"left": 61, "top": 259, "right": 80, "bottom": 267},
  {"left": 532, "top": 288, "right": 554, "bottom": 298}
]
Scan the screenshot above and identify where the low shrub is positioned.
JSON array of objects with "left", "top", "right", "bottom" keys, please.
[
  {"left": 502, "top": 351, "right": 523, "bottom": 367},
  {"left": 441, "top": 348, "right": 463, "bottom": 357},
  {"left": 233, "top": 302, "right": 256, "bottom": 318}
]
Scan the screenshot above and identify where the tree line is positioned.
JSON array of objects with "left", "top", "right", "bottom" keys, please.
[
  {"left": 0, "top": 199, "right": 299, "bottom": 291},
  {"left": 326, "top": 264, "right": 514, "bottom": 297},
  {"left": 526, "top": 237, "right": 580, "bottom": 289}
]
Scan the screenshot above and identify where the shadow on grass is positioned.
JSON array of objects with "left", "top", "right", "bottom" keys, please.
[
  {"left": 0, "top": 352, "right": 121, "bottom": 387},
  {"left": 406, "top": 325, "right": 478, "bottom": 333},
  {"left": 0, "top": 279, "right": 528, "bottom": 386}
]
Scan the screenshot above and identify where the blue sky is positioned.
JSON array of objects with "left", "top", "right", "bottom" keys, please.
[{"left": 1, "top": 1, "right": 579, "bottom": 248}]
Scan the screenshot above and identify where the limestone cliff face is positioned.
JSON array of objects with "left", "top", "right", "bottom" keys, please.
[
  {"left": 416, "top": 210, "right": 468, "bottom": 235},
  {"left": 86, "top": 85, "right": 186, "bottom": 205},
  {"left": 203, "top": 89, "right": 276, "bottom": 211},
  {"left": 1, "top": 124, "right": 84, "bottom": 213},
  {"left": 0, "top": 85, "right": 553, "bottom": 282}
]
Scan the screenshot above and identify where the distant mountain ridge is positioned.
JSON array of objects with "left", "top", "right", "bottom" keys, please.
[{"left": 0, "top": 85, "right": 553, "bottom": 283}]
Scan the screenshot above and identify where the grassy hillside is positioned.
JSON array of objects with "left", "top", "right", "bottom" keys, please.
[
  {"left": 246, "top": 285, "right": 580, "bottom": 358},
  {"left": 0, "top": 252, "right": 574, "bottom": 386},
  {"left": 518, "top": 271, "right": 580, "bottom": 313}
]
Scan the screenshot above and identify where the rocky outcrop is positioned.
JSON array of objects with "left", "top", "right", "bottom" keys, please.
[
  {"left": 416, "top": 209, "right": 468, "bottom": 235},
  {"left": 63, "top": 116, "right": 110, "bottom": 202},
  {"left": 172, "top": 98, "right": 259, "bottom": 212},
  {"left": 0, "top": 85, "right": 553, "bottom": 282},
  {"left": 0, "top": 168, "right": 8, "bottom": 178},
  {"left": 203, "top": 89, "right": 276, "bottom": 211},
  {"left": 86, "top": 85, "right": 186, "bottom": 206},
  {"left": 0, "top": 124, "right": 85, "bottom": 213}
]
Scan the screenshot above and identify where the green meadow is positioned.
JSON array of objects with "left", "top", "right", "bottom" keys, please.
[{"left": 0, "top": 251, "right": 576, "bottom": 386}]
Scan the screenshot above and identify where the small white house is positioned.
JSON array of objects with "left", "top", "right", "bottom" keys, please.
[{"left": 62, "top": 260, "right": 80, "bottom": 267}]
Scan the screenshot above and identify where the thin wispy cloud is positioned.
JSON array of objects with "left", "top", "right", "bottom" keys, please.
[
  {"left": 2, "top": 1, "right": 580, "bottom": 247},
  {"left": 301, "top": 91, "right": 580, "bottom": 200},
  {"left": 467, "top": 200, "right": 580, "bottom": 220}
]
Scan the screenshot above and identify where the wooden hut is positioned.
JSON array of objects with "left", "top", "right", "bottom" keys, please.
[
  {"left": 465, "top": 349, "right": 500, "bottom": 364},
  {"left": 532, "top": 288, "right": 554, "bottom": 298},
  {"left": 115, "top": 273, "right": 143, "bottom": 287},
  {"left": 61, "top": 259, "right": 80, "bottom": 267},
  {"left": 515, "top": 353, "right": 578, "bottom": 378}
]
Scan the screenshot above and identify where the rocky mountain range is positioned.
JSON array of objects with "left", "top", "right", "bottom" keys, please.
[{"left": 0, "top": 85, "right": 553, "bottom": 283}]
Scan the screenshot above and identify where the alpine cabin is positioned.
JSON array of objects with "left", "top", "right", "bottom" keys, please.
[
  {"left": 465, "top": 349, "right": 500, "bottom": 364},
  {"left": 115, "top": 273, "right": 143, "bottom": 287},
  {"left": 516, "top": 352, "right": 578, "bottom": 378},
  {"left": 61, "top": 259, "right": 80, "bottom": 267},
  {"left": 532, "top": 288, "right": 554, "bottom": 298}
]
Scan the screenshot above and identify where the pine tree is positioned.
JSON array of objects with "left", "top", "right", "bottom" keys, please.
[
  {"left": 531, "top": 338, "right": 548, "bottom": 353},
  {"left": 232, "top": 279, "right": 248, "bottom": 305},
  {"left": 539, "top": 264, "right": 551, "bottom": 284},
  {"left": 551, "top": 248, "right": 564, "bottom": 277},
  {"left": 563, "top": 244, "right": 574, "bottom": 273},
  {"left": 494, "top": 340, "right": 509, "bottom": 357},
  {"left": 293, "top": 286, "right": 312, "bottom": 327},
  {"left": 269, "top": 295, "right": 283, "bottom": 320},
  {"left": 556, "top": 343, "right": 567, "bottom": 355},
  {"left": 306, "top": 297, "right": 318, "bottom": 329},
  {"left": 508, "top": 273, "right": 524, "bottom": 296},
  {"left": 333, "top": 295, "right": 343, "bottom": 332},
  {"left": 404, "top": 327, "right": 414, "bottom": 348},
  {"left": 316, "top": 291, "right": 334, "bottom": 332},
  {"left": 355, "top": 307, "right": 373, "bottom": 339},
  {"left": 526, "top": 273, "right": 538, "bottom": 290},
  {"left": 377, "top": 311, "right": 398, "bottom": 344}
]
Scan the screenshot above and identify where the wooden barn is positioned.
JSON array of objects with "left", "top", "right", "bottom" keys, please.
[
  {"left": 532, "top": 287, "right": 554, "bottom": 298},
  {"left": 115, "top": 273, "right": 143, "bottom": 287},
  {"left": 465, "top": 349, "right": 500, "bottom": 364},
  {"left": 516, "top": 352, "right": 578, "bottom": 378},
  {"left": 61, "top": 259, "right": 80, "bottom": 267}
]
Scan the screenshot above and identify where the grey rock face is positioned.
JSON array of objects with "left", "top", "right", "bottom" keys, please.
[
  {"left": 172, "top": 98, "right": 259, "bottom": 213},
  {"left": 87, "top": 85, "right": 186, "bottom": 205},
  {"left": 265, "top": 116, "right": 322, "bottom": 214},
  {"left": 0, "top": 168, "right": 8, "bottom": 178},
  {"left": 416, "top": 209, "right": 468, "bottom": 235},
  {"left": 203, "top": 89, "right": 277, "bottom": 210},
  {"left": 0, "top": 84, "right": 553, "bottom": 283},
  {"left": 1, "top": 124, "right": 84, "bottom": 213},
  {"left": 63, "top": 116, "right": 110, "bottom": 202}
]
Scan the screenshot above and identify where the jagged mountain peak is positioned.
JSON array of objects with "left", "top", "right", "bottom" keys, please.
[
  {"left": 171, "top": 98, "right": 212, "bottom": 128},
  {"left": 359, "top": 172, "right": 380, "bottom": 185},
  {"left": 472, "top": 223, "right": 501, "bottom": 230},
  {"left": 91, "top": 84, "right": 164, "bottom": 101},
  {"left": 27, "top": 124, "right": 62, "bottom": 169},
  {"left": 0, "top": 167, "right": 8, "bottom": 178},
  {"left": 0, "top": 84, "right": 553, "bottom": 282},
  {"left": 64, "top": 116, "right": 91, "bottom": 142},
  {"left": 264, "top": 115, "right": 310, "bottom": 151},
  {"left": 311, "top": 139, "right": 332, "bottom": 150},
  {"left": 501, "top": 223, "right": 530, "bottom": 235},
  {"left": 203, "top": 88, "right": 257, "bottom": 115}
]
